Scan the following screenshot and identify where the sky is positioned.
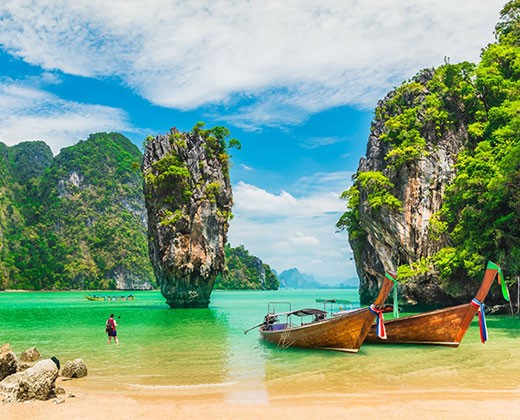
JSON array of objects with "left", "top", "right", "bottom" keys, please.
[{"left": 0, "top": 0, "right": 505, "bottom": 284}]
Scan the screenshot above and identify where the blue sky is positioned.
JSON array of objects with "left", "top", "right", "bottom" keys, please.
[{"left": 0, "top": 1, "right": 504, "bottom": 284}]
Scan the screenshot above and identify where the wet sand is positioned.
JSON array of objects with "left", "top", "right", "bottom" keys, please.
[{"left": 1, "top": 378, "right": 518, "bottom": 420}]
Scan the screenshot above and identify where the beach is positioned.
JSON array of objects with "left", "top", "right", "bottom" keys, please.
[
  {"left": 1, "top": 378, "right": 519, "bottom": 420},
  {"left": 1, "top": 290, "right": 519, "bottom": 419}
]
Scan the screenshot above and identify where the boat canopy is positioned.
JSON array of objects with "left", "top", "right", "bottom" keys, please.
[{"left": 269, "top": 308, "right": 328, "bottom": 318}]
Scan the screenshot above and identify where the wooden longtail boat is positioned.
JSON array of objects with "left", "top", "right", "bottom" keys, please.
[
  {"left": 83, "top": 294, "right": 136, "bottom": 302},
  {"left": 253, "top": 273, "right": 395, "bottom": 353},
  {"left": 365, "top": 261, "right": 507, "bottom": 347}
]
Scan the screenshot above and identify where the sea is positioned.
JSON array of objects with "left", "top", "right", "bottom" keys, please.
[{"left": 1, "top": 289, "right": 519, "bottom": 402}]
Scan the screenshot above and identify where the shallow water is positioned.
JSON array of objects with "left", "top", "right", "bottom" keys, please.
[{"left": 1, "top": 289, "right": 519, "bottom": 401}]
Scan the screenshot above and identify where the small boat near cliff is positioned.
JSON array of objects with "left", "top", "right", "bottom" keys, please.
[
  {"left": 83, "top": 294, "right": 136, "bottom": 302},
  {"left": 246, "top": 272, "right": 396, "bottom": 353},
  {"left": 365, "top": 261, "right": 509, "bottom": 347}
]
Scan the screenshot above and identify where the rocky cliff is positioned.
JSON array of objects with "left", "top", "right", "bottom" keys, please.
[
  {"left": 349, "top": 68, "right": 469, "bottom": 306},
  {"left": 0, "top": 134, "right": 154, "bottom": 290},
  {"left": 342, "top": 3, "right": 520, "bottom": 309},
  {"left": 143, "top": 124, "right": 234, "bottom": 307}
]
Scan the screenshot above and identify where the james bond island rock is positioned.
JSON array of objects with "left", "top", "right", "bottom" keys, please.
[{"left": 143, "top": 123, "right": 237, "bottom": 308}]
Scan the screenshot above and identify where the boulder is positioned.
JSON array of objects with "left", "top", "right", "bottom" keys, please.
[
  {"left": 0, "top": 343, "right": 18, "bottom": 381},
  {"left": 61, "top": 359, "right": 88, "bottom": 378},
  {"left": 20, "top": 347, "right": 41, "bottom": 362},
  {"left": 0, "top": 359, "right": 58, "bottom": 402}
]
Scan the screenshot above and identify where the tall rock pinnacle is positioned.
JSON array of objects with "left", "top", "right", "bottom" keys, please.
[{"left": 142, "top": 124, "right": 234, "bottom": 308}]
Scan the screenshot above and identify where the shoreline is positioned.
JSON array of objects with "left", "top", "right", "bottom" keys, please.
[{"left": 1, "top": 378, "right": 519, "bottom": 420}]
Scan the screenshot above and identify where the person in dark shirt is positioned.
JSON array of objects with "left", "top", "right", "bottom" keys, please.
[{"left": 105, "top": 313, "right": 119, "bottom": 345}]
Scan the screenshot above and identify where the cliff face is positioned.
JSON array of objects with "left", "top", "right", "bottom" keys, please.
[
  {"left": 0, "top": 141, "right": 53, "bottom": 290},
  {"left": 143, "top": 126, "right": 233, "bottom": 307},
  {"left": 344, "top": 4, "right": 520, "bottom": 311},
  {"left": 351, "top": 69, "right": 470, "bottom": 306},
  {"left": 0, "top": 134, "right": 154, "bottom": 291}
]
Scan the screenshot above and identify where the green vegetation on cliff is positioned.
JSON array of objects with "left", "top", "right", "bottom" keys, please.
[
  {"left": 436, "top": 2, "right": 520, "bottom": 282},
  {"left": 1, "top": 133, "right": 154, "bottom": 290},
  {"left": 338, "top": 0, "right": 520, "bottom": 293},
  {"left": 215, "top": 244, "right": 279, "bottom": 290}
]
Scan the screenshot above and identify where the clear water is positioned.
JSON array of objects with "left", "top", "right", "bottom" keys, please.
[{"left": 1, "top": 289, "right": 519, "bottom": 400}]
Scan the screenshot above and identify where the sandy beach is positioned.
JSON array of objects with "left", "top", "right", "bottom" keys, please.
[{"left": 1, "top": 378, "right": 519, "bottom": 420}]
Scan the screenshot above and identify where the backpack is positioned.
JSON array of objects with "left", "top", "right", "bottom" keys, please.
[{"left": 105, "top": 318, "right": 115, "bottom": 332}]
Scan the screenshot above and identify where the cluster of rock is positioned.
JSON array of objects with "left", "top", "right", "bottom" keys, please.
[{"left": 0, "top": 343, "right": 87, "bottom": 404}]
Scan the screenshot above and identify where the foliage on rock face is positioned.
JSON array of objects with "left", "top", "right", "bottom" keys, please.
[
  {"left": 436, "top": 2, "right": 520, "bottom": 282},
  {"left": 0, "top": 133, "right": 154, "bottom": 290},
  {"left": 338, "top": 1, "right": 520, "bottom": 295},
  {"left": 336, "top": 171, "right": 402, "bottom": 236},
  {"left": 215, "top": 244, "right": 279, "bottom": 290},
  {"left": 144, "top": 122, "right": 239, "bottom": 228}
]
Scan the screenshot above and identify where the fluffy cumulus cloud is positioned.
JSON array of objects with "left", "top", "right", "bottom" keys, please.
[
  {"left": 0, "top": 78, "right": 132, "bottom": 154},
  {"left": 228, "top": 173, "right": 357, "bottom": 282},
  {"left": 0, "top": 0, "right": 504, "bottom": 128}
]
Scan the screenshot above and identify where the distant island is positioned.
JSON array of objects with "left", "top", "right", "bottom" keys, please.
[{"left": 278, "top": 267, "right": 358, "bottom": 289}]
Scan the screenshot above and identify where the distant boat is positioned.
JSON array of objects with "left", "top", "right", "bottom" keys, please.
[
  {"left": 365, "top": 261, "right": 508, "bottom": 347},
  {"left": 83, "top": 294, "right": 136, "bottom": 302},
  {"left": 246, "top": 272, "right": 395, "bottom": 353}
]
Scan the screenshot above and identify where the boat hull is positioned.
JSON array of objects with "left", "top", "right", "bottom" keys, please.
[
  {"left": 365, "top": 264, "right": 500, "bottom": 347},
  {"left": 260, "top": 307, "right": 375, "bottom": 353},
  {"left": 365, "top": 303, "right": 474, "bottom": 347}
]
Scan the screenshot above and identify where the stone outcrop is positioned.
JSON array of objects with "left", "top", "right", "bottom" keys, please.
[
  {"left": 143, "top": 127, "right": 233, "bottom": 308},
  {"left": 0, "top": 359, "right": 58, "bottom": 403},
  {"left": 20, "top": 347, "right": 41, "bottom": 362},
  {"left": 61, "top": 359, "right": 88, "bottom": 378},
  {"left": 0, "top": 344, "right": 18, "bottom": 381},
  {"left": 351, "top": 69, "right": 468, "bottom": 305}
]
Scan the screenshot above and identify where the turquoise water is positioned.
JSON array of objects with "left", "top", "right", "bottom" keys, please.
[{"left": 1, "top": 289, "right": 519, "bottom": 400}]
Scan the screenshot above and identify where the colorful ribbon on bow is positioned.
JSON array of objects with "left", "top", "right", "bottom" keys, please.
[
  {"left": 385, "top": 272, "right": 399, "bottom": 318},
  {"left": 369, "top": 304, "right": 387, "bottom": 339},
  {"left": 487, "top": 261, "right": 510, "bottom": 302},
  {"left": 470, "top": 298, "right": 488, "bottom": 344}
]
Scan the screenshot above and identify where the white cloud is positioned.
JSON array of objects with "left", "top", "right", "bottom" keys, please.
[
  {"left": 301, "top": 136, "right": 345, "bottom": 150},
  {"left": 0, "top": 78, "right": 133, "bottom": 154},
  {"left": 0, "top": 0, "right": 504, "bottom": 128},
  {"left": 228, "top": 174, "right": 357, "bottom": 282}
]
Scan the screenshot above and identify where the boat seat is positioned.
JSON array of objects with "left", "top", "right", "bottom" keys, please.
[{"left": 271, "top": 323, "right": 287, "bottom": 331}]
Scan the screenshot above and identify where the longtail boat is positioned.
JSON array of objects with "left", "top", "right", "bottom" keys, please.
[
  {"left": 83, "top": 294, "right": 136, "bottom": 302},
  {"left": 246, "top": 272, "right": 395, "bottom": 353},
  {"left": 365, "top": 261, "right": 509, "bottom": 347}
]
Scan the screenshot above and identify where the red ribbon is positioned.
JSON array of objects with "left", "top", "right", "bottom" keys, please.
[{"left": 369, "top": 304, "right": 387, "bottom": 339}]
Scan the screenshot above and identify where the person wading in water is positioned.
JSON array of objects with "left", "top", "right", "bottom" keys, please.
[{"left": 106, "top": 313, "right": 119, "bottom": 345}]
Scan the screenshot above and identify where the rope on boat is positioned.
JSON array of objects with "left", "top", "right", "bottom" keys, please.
[
  {"left": 488, "top": 261, "right": 510, "bottom": 302},
  {"left": 470, "top": 298, "right": 488, "bottom": 344},
  {"left": 385, "top": 272, "right": 399, "bottom": 318},
  {"left": 369, "top": 304, "right": 387, "bottom": 340}
]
